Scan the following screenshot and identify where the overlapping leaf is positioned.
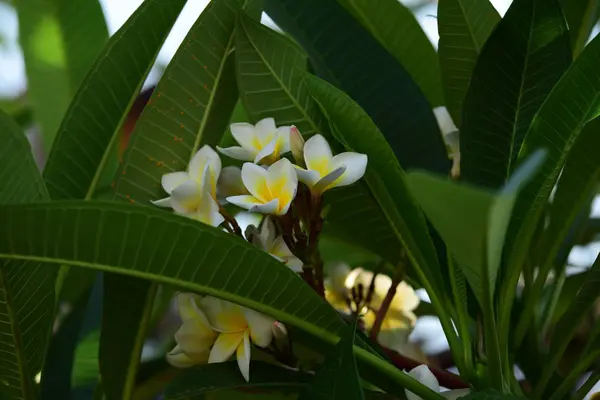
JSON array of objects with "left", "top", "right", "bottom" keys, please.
[
  {"left": 438, "top": 0, "right": 500, "bottom": 127},
  {"left": 337, "top": 0, "right": 443, "bottom": 107},
  {"left": 561, "top": 0, "right": 600, "bottom": 57},
  {"left": 460, "top": 0, "right": 571, "bottom": 189},
  {"left": 234, "top": 14, "right": 402, "bottom": 263},
  {"left": 0, "top": 110, "right": 55, "bottom": 400}
]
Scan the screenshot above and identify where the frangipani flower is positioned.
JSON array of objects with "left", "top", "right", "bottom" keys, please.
[
  {"left": 167, "top": 293, "right": 218, "bottom": 367},
  {"left": 200, "top": 297, "right": 275, "bottom": 382},
  {"left": 216, "top": 166, "right": 248, "bottom": 204},
  {"left": 246, "top": 217, "right": 303, "bottom": 272},
  {"left": 406, "top": 365, "right": 470, "bottom": 400},
  {"left": 152, "top": 146, "right": 224, "bottom": 227},
  {"left": 295, "top": 134, "right": 367, "bottom": 194},
  {"left": 226, "top": 158, "right": 298, "bottom": 215},
  {"left": 217, "top": 118, "right": 291, "bottom": 164}
]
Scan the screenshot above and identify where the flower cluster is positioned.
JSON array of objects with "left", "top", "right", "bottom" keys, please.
[{"left": 153, "top": 118, "right": 368, "bottom": 380}]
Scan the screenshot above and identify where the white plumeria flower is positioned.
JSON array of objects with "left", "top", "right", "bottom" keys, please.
[
  {"left": 226, "top": 158, "right": 298, "bottom": 216},
  {"left": 406, "top": 365, "right": 470, "bottom": 400},
  {"left": 152, "top": 146, "right": 224, "bottom": 227},
  {"left": 295, "top": 134, "right": 367, "bottom": 194},
  {"left": 200, "top": 297, "right": 275, "bottom": 382},
  {"left": 247, "top": 217, "right": 303, "bottom": 272},
  {"left": 167, "top": 293, "right": 218, "bottom": 368},
  {"left": 217, "top": 118, "right": 291, "bottom": 164},
  {"left": 216, "top": 166, "right": 248, "bottom": 205}
]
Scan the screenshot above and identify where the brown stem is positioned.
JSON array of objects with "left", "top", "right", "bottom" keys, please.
[
  {"left": 370, "top": 270, "right": 402, "bottom": 341},
  {"left": 219, "top": 207, "right": 242, "bottom": 237}
]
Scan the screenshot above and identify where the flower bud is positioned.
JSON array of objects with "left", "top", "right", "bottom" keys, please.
[
  {"left": 272, "top": 321, "right": 290, "bottom": 353},
  {"left": 290, "top": 125, "right": 305, "bottom": 167}
]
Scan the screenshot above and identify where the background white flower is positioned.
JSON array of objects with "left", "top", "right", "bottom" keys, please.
[
  {"left": 247, "top": 217, "right": 303, "bottom": 272},
  {"left": 405, "top": 365, "right": 470, "bottom": 400}
]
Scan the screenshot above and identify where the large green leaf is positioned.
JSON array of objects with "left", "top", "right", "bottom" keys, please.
[
  {"left": 0, "top": 110, "right": 55, "bottom": 400},
  {"left": 299, "top": 319, "right": 363, "bottom": 400},
  {"left": 513, "top": 117, "right": 600, "bottom": 346},
  {"left": 499, "top": 28, "right": 600, "bottom": 348},
  {"left": 561, "top": 0, "right": 600, "bottom": 57},
  {"left": 337, "top": 0, "right": 443, "bottom": 107},
  {"left": 460, "top": 391, "right": 524, "bottom": 399},
  {"left": 15, "top": 0, "right": 108, "bottom": 148},
  {"left": 0, "top": 201, "right": 443, "bottom": 400},
  {"left": 265, "top": 0, "right": 450, "bottom": 174},
  {"left": 165, "top": 361, "right": 310, "bottom": 399},
  {"left": 234, "top": 13, "right": 402, "bottom": 263},
  {"left": 103, "top": 1, "right": 257, "bottom": 398},
  {"left": 437, "top": 0, "right": 500, "bottom": 127},
  {"left": 460, "top": 0, "right": 571, "bottom": 189}
]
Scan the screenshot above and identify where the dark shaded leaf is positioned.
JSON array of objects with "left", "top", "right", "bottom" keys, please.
[
  {"left": 561, "top": 0, "right": 600, "bottom": 57},
  {"left": 461, "top": 0, "right": 571, "bottom": 189}
]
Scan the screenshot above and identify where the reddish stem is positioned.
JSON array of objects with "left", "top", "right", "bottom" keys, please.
[{"left": 370, "top": 272, "right": 401, "bottom": 341}]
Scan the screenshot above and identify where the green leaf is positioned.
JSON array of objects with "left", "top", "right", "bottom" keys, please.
[
  {"left": 460, "top": 391, "right": 525, "bottom": 399},
  {"left": 15, "top": 0, "right": 108, "bottom": 148},
  {"left": 43, "top": 0, "right": 186, "bottom": 202},
  {"left": 0, "top": 110, "right": 56, "bottom": 400},
  {"left": 337, "top": 0, "right": 443, "bottom": 107},
  {"left": 300, "top": 319, "right": 363, "bottom": 400},
  {"left": 513, "top": 117, "right": 600, "bottom": 346},
  {"left": 460, "top": 0, "right": 571, "bottom": 189},
  {"left": 561, "top": 0, "right": 600, "bottom": 57},
  {"left": 0, "top": 201, "right": 443, "bottom": 400},
  {"left": 234, "top": 13, "right": 403, "bottom": 264},
  {"left": 406, "top": 150, "right": 545, "bottom": 306},
  {"left": 437, "top": 0, "right": 501, "bottom": 127},
  {"left": 499, "top": 25, "right": 600, "bottom": 350},
  {"left": 265, "top": 0, "right": 450, "bottom": 174},
  {"left": 165, "top": 361, "right": 310, "bottom": 399}
]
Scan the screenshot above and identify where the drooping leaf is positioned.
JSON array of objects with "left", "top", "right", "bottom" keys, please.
[
  {"left": 15, "top": 0, "right": 108, "bottom": 148},
  {"left": 265, "top": 0, "right": 450, "bottom": 174},
  {"left": 0, "top": 201, "right": 438, "bottom": 399},
  {"left": 0, "top": 110, "right": 56, "bottom": 400},
  {"left": 437, "top": 0, "right": 501, "bottom": 127},
  {"left": 234, "top": 13, "right": 403, "bottom": 263},
  {"left": 103, "top": 1, "right": 259, "bottom": 398},
  {"left": 299, "top": 319, "right": 363, "bottom": 400},
  {"left": 561, "top": 0, "right": 600, "bottom": 57},
  {"left": 165, "top": 361, "right": 310, "bottom": 399},
  {"left": 460, "top": 0, "right": 571, "bottom": 189},
  {"left": 499, "top": 27, "right": 600, "bottom": 345},
  {"left": 337, "top": 0, "right": 443, "bottom": 107}
]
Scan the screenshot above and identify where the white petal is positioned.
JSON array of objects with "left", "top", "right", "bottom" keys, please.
[
  {"left": 230, "top": 122, "right": 260, "bottom": 150},
  {"left": 243, "top": 307, "right": 275, "bottom": 348},
  {"left": 175, "top": 318, "right": 217, "bottom": 358},
  {"left": 285, "top": 257, "right": 303, "bottom": 273},
  {"left": 266, "top": 158, "right": 297, "bottom": 214},
  {"left": 217, "top": 166, "right": 247, "bottom": 199},
  {"left": 304, "top": 134, "right": 333, "bottom": 174},
  {"left": 177, "top": 293, "right": 205, "bottom": 321},
  {"left": 269, "top": 236, "right": 293, "bottom": 258},
  {"left": 189, "top": 146, "right": 222, "bottom": 189},
  {"left": 241, "top": 162, "right": 270, "bottom": 202},
  {"left": 313, "top": 165, "right": 346, "bottom": 194},
  {"left": 194, "top": 192, "right": 225, "bottom": 227},
  {"left": 442, "top": 389, "right": 471, "bottom": 399},
  {"left": 255, "top": 117, "right": 277, "bottom": 143},
  {"left": 392, "top": 281, "right": 420, "bottom": 312},
  {"left": 151, "top": 197, "right": 171, "bottom": 207},
  {"left": 200, "top": 297, "right": 247, "bottom": 332},
  {"left": 162, "top": 172, "right": 189, "bottom": 194},
  {"left": 217, "top": 146, "right": 256, "bottom": 162},
  {"left": 250, "top": 199, "right": 280, "bottom": 215},
  {"left": 226, "top": 195, "right": 263, "bottom": 211},
  {"left": 254, "top": 138, "right": 277, "bottom": 164},
  {"left": 170, "top": 180, "right": 202, "bottom": 214},
  {"left": 406, "top": 365, "right": 440, "bottom": 400},
  {"left": 277, "top": 126, "right": 292, "bottom": 153},
  {"left": 294, "top": 167, "right": 320, "bottom": 188},
  {"left": 330, "top": 152, "right": 367, "bottom": 188},
  {"left": 167, "top": 345, "right": 196, "bottom": 368},
  {"left": 258, "top": 217, "right": 277, "bottom": 249},
  {"left": 236, "top": 330, "right": 251, "bottom": 382},
  {"left": 433, "top": 106, "right": 458, "bottom": 136},
  {"left": 208, "top": 332, "right": 245, "bottom": 363}
]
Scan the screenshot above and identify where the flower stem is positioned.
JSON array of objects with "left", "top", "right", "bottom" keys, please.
[
  {"left": 370, "top": 268, "right": 402, "bottom": 341},
  {"left": 219, "top": 207, "right": 242, "bottom": 237}
]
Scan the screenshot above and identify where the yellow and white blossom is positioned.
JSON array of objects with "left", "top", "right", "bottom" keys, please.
[
  {"left": 247, "top": 217, "right": 303, "bottom": 272},
  {"left": 152, "top": 146, "right": 224, "bottom": 227},
  {"left": 200, "top": 297, "right": 275, "bottom": 382},
  {"left": 406, "top": 365, "right": 470, "bottom": 400},
  {"left": 217, "top": 118, "right": 291, "bottom": 164},
  {"left": 294, "top": 134, "right": 367, "bottom": 194},
  {"left": 166, "top": 293, "right": 218, "bottom": 368},
  {"left": 226, "top": 158, "right": 298, "bottom": 215}
]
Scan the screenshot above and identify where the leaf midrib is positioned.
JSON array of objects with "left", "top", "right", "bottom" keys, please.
[{"left": 456, "top": 0, "right": 485, "bottom": 51}]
